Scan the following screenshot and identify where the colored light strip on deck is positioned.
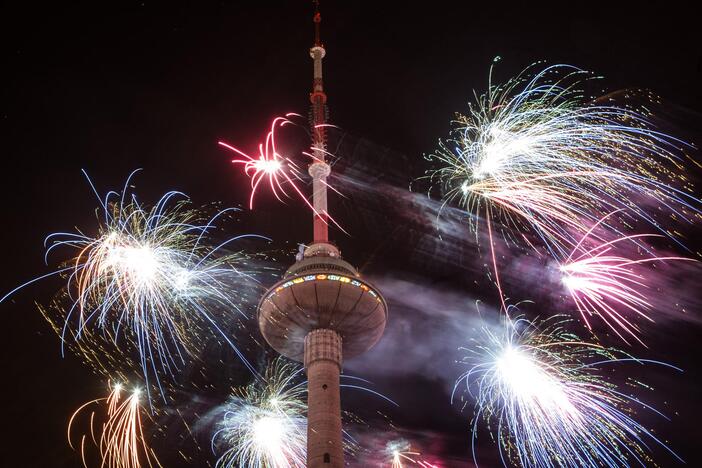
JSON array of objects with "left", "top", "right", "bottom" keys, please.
[{"left": 272, "top": 274, "right": 380, "bottom": 300}]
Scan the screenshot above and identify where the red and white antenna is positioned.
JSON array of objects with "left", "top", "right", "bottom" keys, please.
[{"left": 308, "top": 0, "right": 331, "bottom": 243}]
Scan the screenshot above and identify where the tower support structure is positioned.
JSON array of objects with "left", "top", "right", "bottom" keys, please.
[
  {"left": 256, "top": 5, "right": 388, "bottom": 468},
  {"left": 304, "top": 329, "right": 344, "bottom": 466}
]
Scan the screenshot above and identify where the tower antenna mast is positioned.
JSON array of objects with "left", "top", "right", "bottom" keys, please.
[{"left": 309, "top": 0, "right": 330, "bottom": 243}]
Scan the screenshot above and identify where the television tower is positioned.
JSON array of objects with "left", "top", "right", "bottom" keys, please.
[{"left": 257, "top": 3, "right": 388, "bottom": 467}]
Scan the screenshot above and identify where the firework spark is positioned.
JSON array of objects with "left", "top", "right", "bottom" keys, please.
[
  {"left": 219, "top": 114, "right": 344, "bottom": 230},
  {"left": 385, "top": 439, "right": 437, "bottom": 468},
  {"left": 454, "top": 315, "right": 682, "bottom": 467},
  {"left": 212, "top": 359, "right": 307, "bottom": 468},
  {"left": 2, "top": 171, "right": 264, "bottom": 400},
  {"left": 559, "top": 213, "right": 696, "bottom": 344},
  {"left": 219, "top": 115, "right": 308, "bottom": 209},
  {"left": 428, "top": 62, "right": 699, "bottom": 260},
  {"left": 68, "top": 382, "right": 160, "bottom": 468}
]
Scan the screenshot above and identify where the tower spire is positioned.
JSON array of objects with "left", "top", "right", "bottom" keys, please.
[
  {"left": 308, "top": 0, "right": 330, "bottom": 243},
  {"left": 313, "top": 0, "right": 322, "bottom": 46}
]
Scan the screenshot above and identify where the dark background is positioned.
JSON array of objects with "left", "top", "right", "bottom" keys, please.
[{"left": 2, "top": 1, "right": 701, "bottom": 466}]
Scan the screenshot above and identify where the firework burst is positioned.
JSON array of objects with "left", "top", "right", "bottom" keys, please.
[
  {"left": 428, "top": 62, "right": 699, "bottom": 260},
  {"left": 68, "top": 382, "right": 160, "bottom": 468},
  {"left": 2, "top": 171, "right": 265, "bottom": 400},
  {"left": 454, "top": 315, "right": 682, "bottom": 467},
  {"left": 559, "top": 213, "right": 696, "bottom": 344},
  {"left": 212, "top": 359, "right": 307, "bottom": 468},
  {"left": 219, "top": 115, "right": 309, "bottom": 210},
  {"left": 385, "top": 439, "right": 438, "bottom": 468},
  {"left": 219, "top": 114, "right": 344, "bottom": 230}
]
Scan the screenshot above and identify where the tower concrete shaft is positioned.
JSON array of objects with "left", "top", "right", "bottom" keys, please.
[{"left": 304, "top": 329, "right": 343, "bottom": 467}]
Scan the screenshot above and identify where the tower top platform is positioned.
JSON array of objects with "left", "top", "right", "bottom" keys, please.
[{"left": 257, "top": 243, "right": 387, "bottom": 363}]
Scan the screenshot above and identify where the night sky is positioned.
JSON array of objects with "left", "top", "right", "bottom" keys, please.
[{"left": 2, "top": 2, "right": 702, "bottom": 467}]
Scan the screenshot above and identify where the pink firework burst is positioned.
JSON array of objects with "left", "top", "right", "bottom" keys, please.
[
  {"left": 559, "top": 213, "right": 694, "bottom": 344},
  {"left": 219, "top": 115, "right": 308, "bottom": 209},
  {"left": 219, "top": 114, "right": 344, "bottom": 233}
]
